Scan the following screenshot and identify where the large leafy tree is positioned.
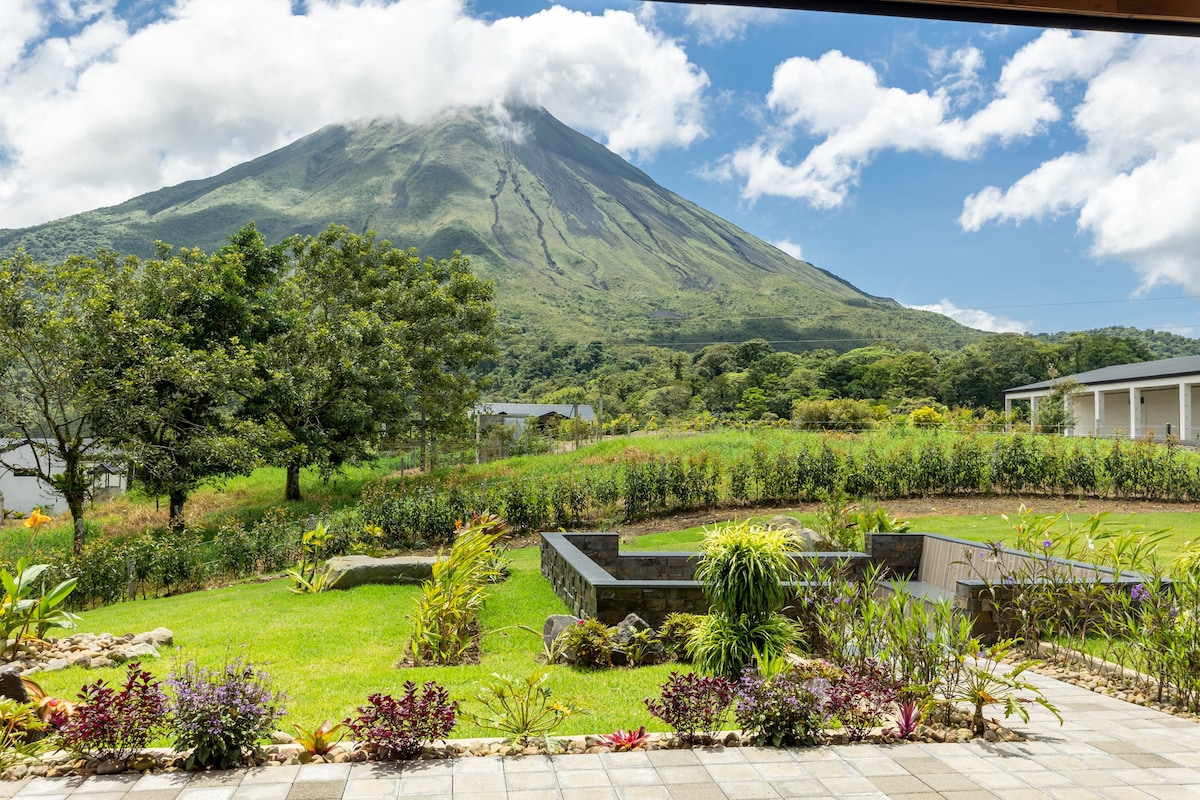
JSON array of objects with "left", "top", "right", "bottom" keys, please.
[
  {"left": 85, "top": 244, "right": 264, "bottom": 528},
  {"left": 247, "top": 225, "right": 496, "bottom": 500},
  {"left": 0, "top": 251, "right": 118, "bottom": 556}
]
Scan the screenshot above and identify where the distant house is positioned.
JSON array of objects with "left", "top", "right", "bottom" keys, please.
[
  {"left": 472, "top": 403, "right": 596, "bottom": 438},
  {"left": 1004, "top": 355, "right": 1200, "bottom": 440},
  {"left": 0, "top": 439, "right": 128, "bottom": 514}
]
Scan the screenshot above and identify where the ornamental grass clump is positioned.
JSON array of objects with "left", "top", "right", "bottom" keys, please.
[
  {"left": 60, "top": 662, "right": 167, "bottom": 761},
  {"left": 691, "top": 521, "right": 799, "bottom": 677},
  {"left": 344, "top": 682, "right": 457, "bottom": 760},
  {"left": 167, "top": 658, "right": 287, "bottom": 770}
]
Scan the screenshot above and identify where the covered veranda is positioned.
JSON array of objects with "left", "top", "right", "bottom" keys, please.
[{"left": 1005, "top": 355, "right": 1200, "bottom": 441}]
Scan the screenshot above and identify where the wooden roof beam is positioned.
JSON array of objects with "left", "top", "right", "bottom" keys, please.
[{"left": 659, "top": 1, "right": 1200, "bottom": 36}]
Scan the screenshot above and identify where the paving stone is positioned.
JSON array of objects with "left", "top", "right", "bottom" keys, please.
[
  {"left": 15, "top": 778, "right": 88, "bottom": 796},
  {"left": 231, "top": 784, "right": 293, "bottom": 800},
  {"left": 176, "top": 788, "right": 237, "bottom": 800},
  {"left": 612, "top": 787, "right": 671, "bottom": 800},
  {"left": 707, "top": 780, "right": 778, "bottom": 799},
  {"left": 503, "top": 757, "right": 553, "bottom": 774},
  {"left": 652, "top": 767, "right": 709, "bottom": 785},
  {"left": 395, "top": 772, "right": 453, "bottom": 796},
  {"left": 126, "top": 792, "right": 186, "bottom": 800},
  {"left": 556, "top": 773, "right": 609, "bottom": 790},
  {"left": 558, "top": 789, "right": 617, "bottom": 800},
  {"left": 507, "top": 791, "right": 561, "bottom": 800},
  {"left": 240, "top": 769, "right": 301, "bottom": 787},
  {"left": 604, "top": 770, "right": 658, "bottom": 788},
  {"left": 132, "top": 775, "right": 195, "bottom": 792},
  {"left": 663, "top": 785, "right": 724, "bottom": 800},
  {"left": 916, "top": 772, "right": 985, "bottom": 792},
  {"left": 342, "top": 779, "right": 401, "bottom": 799},
  {"left": 74, "top": 776, "right": 143, "bottom": 793},
  {"left": 645, "top": 752, "right": 699, "bottom": 769},
  {"left": 505, "top": 772, "right": 558, "bottom": 792},
  {"left": 294, "top": 765, "right": 353, "bottom": 783},
  {"left": 284, "top": 781, "right": 346, "bottom": 800}
]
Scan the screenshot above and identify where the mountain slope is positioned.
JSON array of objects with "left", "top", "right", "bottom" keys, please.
[{"left": 0, "top": 107, "right": 979, "bottom": 351}]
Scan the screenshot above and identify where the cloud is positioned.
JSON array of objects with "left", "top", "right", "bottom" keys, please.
[
  {"left": 720, "top": 30, "right": 1124, "bottom": 208},
  {"left": 908, "top": 299, "right": 1030, "bottom": 333},
  {"left": 0, "top": 0, "right": 709, "bottom": 227},
  {"left": 961, "top": 36, "right": 1200, "bottom": 294},
  {"left": 679, "top": 5, "right": 783, "bottom": 45},
  {"left": 772, "top": 238, "right": 803, "bottom": 259}
]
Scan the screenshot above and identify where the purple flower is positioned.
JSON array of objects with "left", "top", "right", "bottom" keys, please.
[
  {"left": 1130, "top": 583, "right": 1150, "bottom": 602},
  {"left": 1042, "top": 539, "right": 1053, "bottom": 549}
]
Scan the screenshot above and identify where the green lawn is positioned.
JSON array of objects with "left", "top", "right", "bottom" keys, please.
[
  {"left": 31, "top": 548, "right": 678, "bottom": 739},
  {"left": 625, "top": 508, "right": 1200, "bottom": 565}
]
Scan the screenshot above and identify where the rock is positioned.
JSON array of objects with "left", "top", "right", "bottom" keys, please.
[
  {"left": 765, "top": 516, "right": 820, "bottom": 550},
  {"left": 543, "top": 614, "right": 580, "bottom": 654},
  {"left": 91, "top": 658, "right": 116, "bottom": 669},
  {"left": 67, "top": 653, "right": 92, "bottom": 668},
  {"left": 41, "top": 658, "right": 69, "bottom": 672},
  {"left": 129, "top": 754, "right": 157, "bottom": 772},
  {"left": 333, "top": 752, "right": 351, "bottom": 764},
  {"left": 324, "top": 555, "right": 437, "bottom": 590},
  {"left": 271, "top": 731, "right": 297, "bottom": 745},
  {"left": 0, "top": 665, "right": 30, "bottom": 702},
  {"left": 96, "top": 759, "right": 126, "bottom": 775},
  {"left": 723, "top": 732, "right": 740, "bottom": 747},
  {"left": 132, "top": 627, "right": 174, "bottom": 648},
  {"left": 612, "top": 613, "right": 664, "bottom": 666}
]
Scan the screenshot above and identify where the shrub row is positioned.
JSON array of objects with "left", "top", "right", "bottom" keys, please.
[{"left": 360, "top": 433, "right": 1200, "bottom": 536}]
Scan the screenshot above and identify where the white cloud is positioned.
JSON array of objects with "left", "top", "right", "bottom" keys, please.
[
  {"left": 0, "top": 0, "right": 709, "bottom": 227},
  {"left": 720, "top": 30, "right": 1124, "bottom": 208},
  {"left": 679, "top": 5, "right": 783, "bottom": 45},
  {"left": 908, "top": 299, "right": 1030, "bottom": 333},
  {"left": 772, "top": 238, "right": 803, "bottom": 259},
  {"left": 962, "top": 36, "right": 1200, "bottom": 295}
]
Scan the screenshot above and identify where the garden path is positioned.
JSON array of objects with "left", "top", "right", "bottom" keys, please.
[{"left": 5, "top": 669, "right": 1199, "bottom": 800}]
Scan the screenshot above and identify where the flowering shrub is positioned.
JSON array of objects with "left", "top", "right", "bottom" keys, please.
[
  {"left": 60, "top": 662, "right": 167, "bottom": 761},
  {"left": 344, "top": 682, "right": 457, "bottom": 760},
  {"left": 167, "top": 658, "right": 287, "bottom": 770},
  {"left": 734, "top": 663, "right": 831, "bottom": 747},
  {"left": 644, "top": 672, "right": 735, "bottom": 746},
  {"left": 460, "top": 670, "right": 579, "bottom": 749},
  {"left": 825, "top": 659, "right": 901, "bottom": 741}
]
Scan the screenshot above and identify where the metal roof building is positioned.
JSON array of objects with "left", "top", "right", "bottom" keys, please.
[{"left": 1004, "top": 356, "right": 1200, "bottom": 440}]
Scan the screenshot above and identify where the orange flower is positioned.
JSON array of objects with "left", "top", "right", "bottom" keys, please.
[{"left": 23, "top": 508, "right": 51, "bottom": 529}]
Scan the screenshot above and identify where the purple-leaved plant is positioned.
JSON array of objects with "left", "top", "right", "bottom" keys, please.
[
  {"left": 167, "top": 658, "right": 286, "bottom": 770},
  {"left": 60, "top": 662, "right": 167, "bottom": 761},
  {"left": 734, "top": 665, "right": 830, "bottom": 747},
  {"left": 644, "top": 672, "right": 735, "bottom": 746},
  {"left": 344, "top": 682, "right": 457, "bottom": 760},
  {"left": 826, "top": 659, "right": 902, "bottom": 741}
]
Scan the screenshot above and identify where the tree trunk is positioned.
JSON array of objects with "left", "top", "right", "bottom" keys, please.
[
  {"left": 168, "top": 489, "right": 187, "bottom": 531},
  {"left": 68, "top": 499, "right": 87, "bottom": 559},
  {"left": 285, "top": 464, "right": 303, "bottom": 502}
]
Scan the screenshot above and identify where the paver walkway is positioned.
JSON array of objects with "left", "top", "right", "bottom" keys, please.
[{"left": 5, "top": 669, "right": 1200, "bottom": 800}]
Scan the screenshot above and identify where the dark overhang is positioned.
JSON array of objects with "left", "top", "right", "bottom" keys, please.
[{"left": 656, "top": 1, "right": 1200, "bottom": 37}]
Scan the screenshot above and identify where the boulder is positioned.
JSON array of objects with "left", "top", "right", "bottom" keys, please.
[
  {"left": 543, "top": 614, "right": 580, "bottom": 655},
  {"left": 613, "top": 613, "right": 664, "bottom": 666},
  {"left": 0, "top": 666, "right": 29, "bottom": 703},
  {"left": 132, "top": 627, "right": 173, "bottom": 648},
  {"left": 766, "top": 516, "right": 819, "bottom": 550},
  {"left": 324, "top": 555, "right": 438, "bottom": 590}
]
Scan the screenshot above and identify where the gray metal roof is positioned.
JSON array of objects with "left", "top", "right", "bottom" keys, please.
[
  {"left": 1007, "top": 355, "right": 1200, "bottom": 393},
  {"left": 473, "top": 403, "right": 596, "bottom": 422}
]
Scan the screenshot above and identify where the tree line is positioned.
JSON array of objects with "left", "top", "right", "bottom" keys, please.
[
  {"left": 0, "top": 224, "right": 497, "bottom": 555},
  {"left": 480, "top": 329, "right": 1161, "bottom": 427}
]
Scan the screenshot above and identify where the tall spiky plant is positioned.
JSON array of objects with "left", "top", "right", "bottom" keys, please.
[{"left": 691, "top": 522, "right": 799, "bottom": 678}]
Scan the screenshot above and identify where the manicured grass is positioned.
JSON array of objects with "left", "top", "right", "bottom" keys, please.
[
  {"left": 30, "top": 548, "right": 678, "bottom": 739},
  {"left": 625, "top": 509, "right": 1200, "bottom": 565}
]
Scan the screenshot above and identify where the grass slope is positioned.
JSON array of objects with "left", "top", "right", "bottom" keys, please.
[{"left": 32, "top": 548, "right": 677, "bottom": 739}]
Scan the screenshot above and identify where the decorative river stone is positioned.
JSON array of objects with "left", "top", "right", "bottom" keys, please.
[{"left": 323, "top": 555, "right": 437, "bottom": 590}]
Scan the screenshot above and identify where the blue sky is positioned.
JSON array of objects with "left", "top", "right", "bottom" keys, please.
[{"left": 3, "top": 1, "right": 1200, "bottom": 337}]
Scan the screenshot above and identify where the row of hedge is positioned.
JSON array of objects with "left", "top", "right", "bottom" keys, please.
[{"left": 361, "top": 434, "right": 1200, "bottom": 538}]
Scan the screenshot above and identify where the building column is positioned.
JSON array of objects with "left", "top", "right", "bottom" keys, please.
[
  {"left": 1181, "top": 382, "right": 1192, "bottom": 441},
  {"left": 1029, "top": 396, "right": 1039, "bottom": 432},
  {"left": 1094, "top": 389, "right": 1105, "bottom": 437},
  {"left": 1129, "top": 387, "right": 1141, "bottom": 439},
  {"left": 1004, "top": 397, "right": 1012, "bottom": 431}
]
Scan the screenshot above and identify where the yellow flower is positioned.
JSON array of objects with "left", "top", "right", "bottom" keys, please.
[{"left": 23, "top": 509, "right": 51, "bottom": 529}]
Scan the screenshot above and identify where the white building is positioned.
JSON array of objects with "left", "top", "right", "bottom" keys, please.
[{"left": 1004, "top": 355, "right": 1200, "bottom": 441}]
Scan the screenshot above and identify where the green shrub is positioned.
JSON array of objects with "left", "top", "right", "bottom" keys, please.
[
  {"left": 659, "top": 612, "right": 703, "bottom": 662},
  {"left": 553, "top": 618, "right": 616, "bottom": 668}
]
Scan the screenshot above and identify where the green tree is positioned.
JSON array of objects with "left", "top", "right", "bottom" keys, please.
[
  {"left": 1035, "top": 378, "right": 1083, "bottom": 434},
  {"left": 0, "top": 251, "right": 115, "bottom": 555},
  {"left": 85, "top": 244, "right": 263, "bottom": 528},
  {"left": 249, "top": 226, "right": 496, "bottom": 495}
]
